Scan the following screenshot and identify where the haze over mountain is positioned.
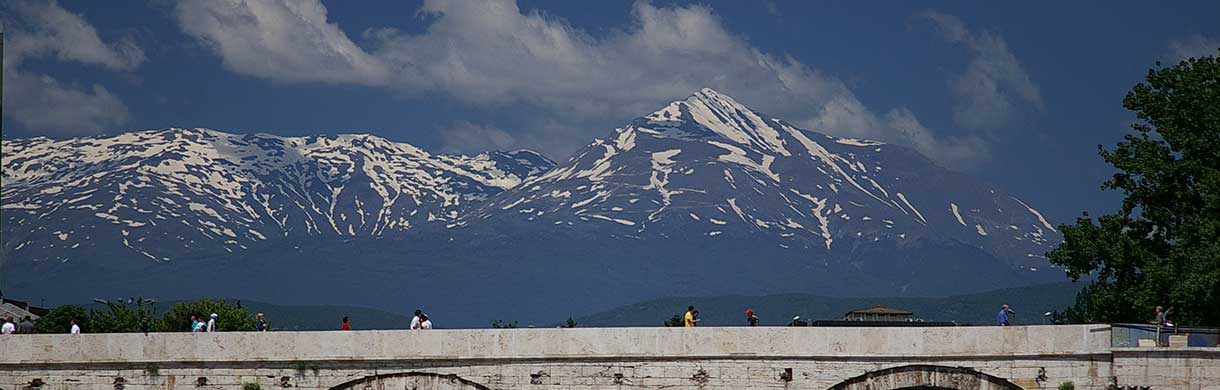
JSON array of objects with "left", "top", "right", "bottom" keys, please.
[
  {"left": 1, "top": 89, "right": 1066, "bottom": 327},
  {"left": 572, "top": 282, "right": 1083, "bottom": 328}
]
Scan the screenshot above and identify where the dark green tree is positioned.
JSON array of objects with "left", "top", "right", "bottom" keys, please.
[
  {"left": 562, "top": 317, "right": 578, "bottom": 328},
  {"left": 490, "top": 319, "right": 518, "bottom": 329},
  {"left": 33, "top": 305, "right": 89, "bottom": 334},
  {"left": 663, "top": 314, "right": 684, "bottom": 327},
  {"left": 160, "top": 299, "right": 256, "bottom": 332},
  {"left": 1049, "top": 50, "right": 1220, "bottom": 325},
  {"left": 88, "top": 297, "right": 159, "bottom": 333}
]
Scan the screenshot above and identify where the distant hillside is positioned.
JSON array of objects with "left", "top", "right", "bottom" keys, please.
[
  {"left": 235, "top": 300, "right": 413, "bottom": 330},
  {"left": 81, "top": 299, "right": 413, "bottom": 331},
  {"left": 570, "top": 282, "right": 1084, "bottom": 327}
]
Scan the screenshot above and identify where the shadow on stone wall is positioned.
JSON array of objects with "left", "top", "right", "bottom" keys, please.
[
  {"left": 328, "top": 372, "right": 493, "bottom": 390},
  {"left": 827, "top": 364, "right": 1023, "bottom": 390}
]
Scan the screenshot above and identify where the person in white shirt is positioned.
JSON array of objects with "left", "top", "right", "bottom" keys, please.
[
  {"left": 420, "top": 314, "right": 433, "bottom": 330},
  {"left": 1, "top": 317, "right": 15, "bottom": 334},
  {"left": 410, "top": 309, "right": 423, "bottom": 330},
  {"left": 207, "top": 313, "right": 218, "bottom": 332},
  {"left": 70, "top": 319, "right": 81, "bottom": 334}
]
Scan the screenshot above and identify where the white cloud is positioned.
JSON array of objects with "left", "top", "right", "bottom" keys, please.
[
  {"left": 922, "top": 11, "right": 1042, "bottom": 131},
  {"left": 884, "top": 108, "right": 988, "bottom": 166},
  {"left": 5, "top": 0, "right": 145, "bottom": 70},
  {"left": 1168, "top": 34, "right": 1219, "bottom": 62},
  {"left": 804, "top": 95, "right": 987, "bottom": 168},
  {"left": 2, "top": 0, "right": 143, "bottom": 134},
  {"left": 173, "top": 0, "right": 389, "bottom": 85},
  {"left": 172, "top": 0, "right": 986, "bottom": 167},
  {"left": 5, "top": 75, "right": 130, "bottom": 133}
]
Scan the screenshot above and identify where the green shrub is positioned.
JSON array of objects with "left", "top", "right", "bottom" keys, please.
[
  {"left": 34, "top": 305, "right": 89, "bottom": 334},
  {"left": 159, "top": 299, "right": 256, "bottom": 332},
  {"left": 88, "top": 298, "right": 158, "bottom": 333},
  {"left": 663, "top": 314, "right": 683, "bottom": 327},
  {"left": 490, "top": 319, "right": 518, "bottom": 328},
  {"left": 242, "top": 382, "right": 262, "bottom": 390},
  {"left": 1059, "top": 381, "right": 1075, "bottom": 390}
]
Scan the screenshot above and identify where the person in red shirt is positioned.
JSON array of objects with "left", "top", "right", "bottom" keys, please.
[{"left": 341, "top": 316, "right": 352, "bottom": 331}]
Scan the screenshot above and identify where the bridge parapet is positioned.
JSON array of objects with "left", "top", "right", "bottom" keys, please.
[
  {"left": 2, "top": 324, "right": 1217, "bottom": 390},
  {"left": 1, "top": 325, "right": 1113, "bottom": 364}
]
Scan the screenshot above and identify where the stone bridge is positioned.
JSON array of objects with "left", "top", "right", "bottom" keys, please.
[{"left": 2, "top": 325, "right": 1217, "bottom": 389}]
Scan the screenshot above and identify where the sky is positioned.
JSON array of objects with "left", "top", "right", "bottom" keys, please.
[{"left": 2, "top": 0, "right": 1218, "bottom": 223}]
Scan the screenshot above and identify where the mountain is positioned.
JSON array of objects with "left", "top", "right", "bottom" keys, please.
[
  {"left": 453, "top": 88, "right": 1063, "bottom": 293},
  {"left": 569, "top": 282, "right": 1083, "bottom": 327},
  {"left": 1, "top": 89, "right": 1066, "bottom": 327},
  {"left": 1, "top": 128, "right": 553, "bottom": 263}
]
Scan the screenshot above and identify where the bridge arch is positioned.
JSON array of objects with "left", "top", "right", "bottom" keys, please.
[
  {"left": 328, "top": 372, "right": 493, "bottom": 390},
  {"left": 828, "top": 364, "right": 1023, "bottom": 390}
]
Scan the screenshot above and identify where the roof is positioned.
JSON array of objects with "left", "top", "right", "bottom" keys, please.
[
  {"left": 845, "top": 306, "right": 913, "bottom": 316},
  {"left": 2, "top": 297, "right": 50, "bottom": 317},
  {"left": 811, "top": 320, "right": 955, "bottom": 327}
]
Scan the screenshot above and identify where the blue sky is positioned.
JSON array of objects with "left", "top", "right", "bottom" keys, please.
[{"left": 2, "top": 0, "right": 1218, "bottom": 222}]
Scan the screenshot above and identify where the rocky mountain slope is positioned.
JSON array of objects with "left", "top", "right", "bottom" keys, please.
[
  {"left": 1, "top": 129, "right": 553, "bottom": 263},
  {"left": 1, "top": 89, "right": 1065, "bottom": 326},
  {"left": 465, "top": 89, "right": 1059, "bottom": 275}
]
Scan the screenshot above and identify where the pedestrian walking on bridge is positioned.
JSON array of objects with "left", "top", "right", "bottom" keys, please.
[
  {"left": 997, "top": 304, "right": 1013, "bottom": 326},
  {"left": 256, "top": 312, "right": 269, "bottom": 332}
]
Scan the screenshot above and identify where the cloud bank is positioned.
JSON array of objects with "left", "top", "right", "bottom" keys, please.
[
  {"left": 174, "top": 0, "right": 985, "bottom": 167},
  {"left": 2, "top": 0, "right": 144, "bottom": 135},
  {"left": 921, "top": 11, "right": 1042, "bottom": 132}
]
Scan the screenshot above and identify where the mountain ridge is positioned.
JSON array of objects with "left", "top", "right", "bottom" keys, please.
[
  {"left": 2, "top": 127, "right": 555, "bottom": 263},
  {"left": 460, "top": 88, "right": 1060, "bottom": 272},
  {"left": 2, "top": 88, "right": 1067, "bottom": 327},
  {"left": 571, "top": 281, "right": 1084, "bottom": 327}
]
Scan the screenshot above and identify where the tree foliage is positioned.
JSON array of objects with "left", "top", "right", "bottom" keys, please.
[
  {"left": 33, "top": 304, "right": 89, "bottom": 334},
  {"left": 1049, "top": 50, "right": 1220, "bottom": 325},
  {"left": 160, "top": 299, "right": 256, "bottom": 332},
  {"left": 89, "top": 298, "right": 158, "bottom": 333},
  {"left": 663, "top": 314, "right": 684, "bottom": 327}
]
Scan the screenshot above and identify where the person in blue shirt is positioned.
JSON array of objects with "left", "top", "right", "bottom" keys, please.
[{"left": 997, "top": 304, "right": 1013, "bottom": 326}]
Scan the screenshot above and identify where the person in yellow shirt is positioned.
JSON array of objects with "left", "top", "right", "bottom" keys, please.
[{"left": 684, "top": 306, "right": 699, "bottom": 327}]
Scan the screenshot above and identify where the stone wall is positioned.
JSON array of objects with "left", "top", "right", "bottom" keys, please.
[
  {"left": 1112, "top": 348, "right": 1220, "bottom": 389},
  {"left": 1, "top": 325, "right": 1217, "bottom": 390}
]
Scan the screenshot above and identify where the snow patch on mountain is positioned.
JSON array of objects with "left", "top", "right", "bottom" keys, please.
[
  {"left": 465, "top": 88, "right": 1061, "bottom": 273},
  {"left": 950, "top": 202, "right": 967, "bottom": 226},
  {"left": 2, "top": 128, "right": 554, "bottom": 262},
  {"left": 1011, "top": 197, "right": 1057, "bottom": 232}
]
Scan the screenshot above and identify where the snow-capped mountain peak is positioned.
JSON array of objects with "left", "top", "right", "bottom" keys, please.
[
  {"left": 1, "top": 128, "right": 555, "bottom": 262},
  {"left": 6, "top": 90, "right": 1066, "bottom": 319},
  {"left": 474, "top": 88, "right": 1060, "bottom": 274},
  {"left": 642, "top": 87, "right": 792, "bottom": 156}
]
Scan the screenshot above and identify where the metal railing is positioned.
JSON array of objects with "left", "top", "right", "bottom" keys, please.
[{"left": 1111, "top": 323, "right": 1220, "bottom": 347}]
